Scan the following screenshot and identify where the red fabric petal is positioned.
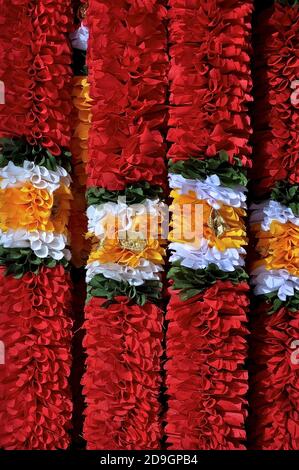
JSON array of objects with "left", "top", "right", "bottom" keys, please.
[
  {"left": 82, "top": 296, "right": 163, "bottom": 449},
  {"left": 248, "top": 303, "right": 299, "bottom": 450},
  {"left": 0, "top": 266, "right": 73, "bottom": 450},
  {"left": 167, "top": 0, "right": 253, "bottom": 167},
  {"left": 166, "top": 281, "right": 249, "bottom": 450},
  {"left": 252, "top": 3, "right": 299, "bottom": 195},
  {"left": 85, "top": 0, "right": 168, "bottom": 190}
]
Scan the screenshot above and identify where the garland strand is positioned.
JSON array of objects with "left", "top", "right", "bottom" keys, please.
[
  {"left": 81, "top": 0, "right": 168, "bottom": 449},
  {"left": 248, "top": 1, "right": 299, "bottom": 449},
  {"left": 0, "top": 0, "right": 73, "bottom": 449},
  {"left": 165, "top": 0, "right": 253, "bottom": 450}
]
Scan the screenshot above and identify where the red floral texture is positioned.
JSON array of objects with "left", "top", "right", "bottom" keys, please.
[
  {"left": 248, "top": 303, "right": 299, "bottom": 450},
  {"left": 0, "top": 0, "right": 32, "bottom": 137},
  {"left": 252, "top": 3, "right": 299, "bottom": 195},
  {"left": 24, "top": 0, "right": 73, "bottom": 155},
  {"left": 167, "top": 0, "right": 253, "bottom": 167},
  {"left": 82, "top": 296, "right": 163, "bottom": 449},
  {"left": 0, "top": 266, "right": 73, "bottom": 450},
  {"left": 86, "top": 0, "right": 168, "bottom": 190},
  {"left": 0, "top": 1, "right": 73, "bottom": 154},
  {"left": 166, "top": 281, "right": 249, "bottom": 450}
]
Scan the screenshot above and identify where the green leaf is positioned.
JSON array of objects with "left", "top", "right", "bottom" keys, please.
[
  {"left": 168, "top": 152, "right": 248, "bottom": 188},
  {"left": 86, "top": 183, "right": 164, "bottom": 207},
  {"left": 0, "top": 137, "right": 72, "bottom": 173},
  {"left": 168, "top": 264, "right": 248, "bottom": 300},
  {"left": 86, "top": 275, "right": 162, "bottom": 306}
]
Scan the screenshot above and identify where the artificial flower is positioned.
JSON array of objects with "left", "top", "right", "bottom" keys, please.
[{"left": 169, "top": 191, "right": 247, "bottom": 251}]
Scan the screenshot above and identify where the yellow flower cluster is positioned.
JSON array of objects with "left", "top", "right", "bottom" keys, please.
[
  {"left": 0, "top": 183, "right": 71, "bottom": 234},
  {"left": 87, "top": 210, "right": 166, "bottom": 268},
  {"left": 169, "top": 190, "right": 247, "bottom": 251},
  {"left": 251, "top": 220, "right": 299, "bottom": 276}
]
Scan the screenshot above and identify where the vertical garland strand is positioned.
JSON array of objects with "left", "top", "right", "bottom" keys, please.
[
  {"left": 248, "top": 0, "right": 299, "bottom": 450},
  {"left": 165, "top": 0, "right": 253, "bottom": 450},
  {"left": 0, "top": 1, "right": 73, "bottom": 449},
  {"left": 82, "top": 0, "right": 168, "bottom": 449}
]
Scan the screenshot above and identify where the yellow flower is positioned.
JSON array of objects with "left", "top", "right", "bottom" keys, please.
[
  {"left": 0, "top": 183, "right": 71, "bottom": 234},
  {"left": 252, "top": 220, "right": 299, "bottom": 276},
  {"left": 0, "top": 183, "right": 53, "bottom": 232},
  {"left": 88, "top": 238, "right": 165, "bottom": 268},
  {"left": 169, "top": 190, "right": 247, "bottom": 251},
  {"left": 51, "top": 184, "right": 72, "bottom": 234}
]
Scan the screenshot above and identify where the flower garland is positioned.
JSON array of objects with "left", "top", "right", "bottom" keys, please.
[
  {"left": 165, "top": 0, "right": 253, "bottom": 450},
  {"left": 81, "top": 0, "right": 168, "bottom": 449},
  {"left": 0, "top": 1, "right": 73, "bottom": 449},
  {"left": 248, "top": 0, "right": 299, "bottom": 450},
  {"left": 0, "top": 0, "right": 32, "bottom": 137}
]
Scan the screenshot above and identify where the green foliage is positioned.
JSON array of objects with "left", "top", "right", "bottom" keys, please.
[
  {"left": 86, "top": 183, "right": 164, "bottom": 206},
  {"left": 0, "top": 247, "right": 69, "bottom": 277},
  {"left": 87, "top": 274, "right": 162, "bottom": 306},
  {"left": 0, "top": 138, "right": 72, "bottom": 173},
  {"left": 168, "top": 263, "right": 248, "bottom": 300},
  {"left": 168, "top": 151, "right": 248, "bottom": 188}
]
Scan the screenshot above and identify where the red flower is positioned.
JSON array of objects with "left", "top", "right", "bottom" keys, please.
[
  {"left": 248, "top": 302, "right": 299, "bottom": 450},
  {"left": 0, "top": 266, "right": 73, "bottom": 450},
  {"left": 86, "top": 0, "right": 168, "bottom": 190},
  {"left": 252, "top": 3, "right": 299, "bottom": 195},
  {"left": 0, "top": 1, "right": 32, "bottom": 138},
  {"left": 82, "top": 296, "right": 164, "bottom": 449},
  {"left": 167, "top": 0, "right": 253, "bottom": 167},
  {"left": 166, "top": 281, "right": 249, "bottom": 450}
]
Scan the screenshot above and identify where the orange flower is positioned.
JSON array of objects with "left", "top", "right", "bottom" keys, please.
[
  {"left": 88, "top": 238, "right": 165, "bottom": 268},
  {"left": 169, "top": 190, "right": 247, "bottom": 251},
  {"left": 252, "top": 220, "right": 299, "bottom": 276},
  {"left": 0, "top": 183, "right": 71, "bottom": 234}
]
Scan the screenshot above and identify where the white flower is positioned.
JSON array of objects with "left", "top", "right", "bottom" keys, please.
[
  {"left": 250, "top": 200, "right": 299, "bottom": 231},
  {"left": 87, "top": 199, "right": 167, "bottom": 239},
  {"left": 251, "top": 266, "right": 299, "bottom": 301},
  {"left": 0, "top": 229, "right": 69, "bottom": 260},
  {"left": 168, "top": 173, "right": 247, "bottom": 209},
  {"left": 86, "top": 259, "right": 163, "bottom": 285},
  {"left": 0, "top": 161, "right": 71, "bottom": 192},
  {"left": 169, "top": 239, "right": 245, "bottom": 272}
]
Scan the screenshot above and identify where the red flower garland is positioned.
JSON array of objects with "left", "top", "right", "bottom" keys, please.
[
  {"left": 82, "top": 297, "right": 163, "bottom": 449},
  {"left": 82, "top": 0, "right": 168, "bottom": 449},
  {"left": 167, "top": 0, "right": 253, "bottom": 167},
  {"left": 248, "top": 303, "right": 299, "bottom": 449},
  {"left": 0, "top": 0, "right": 32, "bottom": 137},
  {"left": 166, "top": 281, "right": 249, "bottom": 450},
  {"left": 0, "top": 1, "right": 74, "bottom": 450},
  {"left": 249, "top": 2, "right": 299, "bottom": 449},
  {"left": 86, "top": 0, "right": 168, "bottom": 190},
  {"left": 25, "top": 0, "right": 73, "bottom": 155},
  {"left": 0, "top": 266, "right": 72, "bottom": 450},
  {"left": 253, "top": 3, "right": 299, "bottom": 196},
  {"left": 166, "top": 0, "right": 253, "bottom": 450}
]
